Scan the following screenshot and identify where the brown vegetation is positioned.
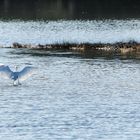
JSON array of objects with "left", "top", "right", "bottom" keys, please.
[{"left": 12, "top": 42, "right": 140, "bottom": 54}]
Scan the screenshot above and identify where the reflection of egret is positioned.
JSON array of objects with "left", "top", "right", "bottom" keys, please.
[{"left": 0, "top": 65, "right": 36, "bottom": 85}]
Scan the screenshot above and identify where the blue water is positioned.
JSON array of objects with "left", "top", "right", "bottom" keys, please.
[
  {"left": 0, "top": 20, "right": 140, "bottom": 47},
  {"left": 0, "top": 48, "right": 140, "bottom": 139}
]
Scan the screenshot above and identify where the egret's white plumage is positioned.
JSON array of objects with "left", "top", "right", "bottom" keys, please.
[
  {"left": 0, "top": 64, "right": 4, "bottom": 67},
  {"left": 18, "top": 66, "right": 36, "bottom": 82},
  {"left": 0, "top": 65, "right": 36, "bottom": 85}
]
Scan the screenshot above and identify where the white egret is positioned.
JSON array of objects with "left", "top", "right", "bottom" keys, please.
[{"left": 0, "top": 65, "right": 36, "bottom": 85}]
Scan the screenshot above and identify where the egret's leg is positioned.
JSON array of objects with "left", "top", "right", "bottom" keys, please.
[
  {"left": 18, "top": 78, "right": 21, "bottom": 85},
  {"left": 13, "top": 80, "right": 16, "bottom": 86}
]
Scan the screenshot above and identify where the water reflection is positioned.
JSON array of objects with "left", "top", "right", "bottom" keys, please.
[
  {"left": 0, "top": 0, "right": 140, "bottom": 20},
  {"left": 8, "top": 48, "right": 140, "bottom": 61}
]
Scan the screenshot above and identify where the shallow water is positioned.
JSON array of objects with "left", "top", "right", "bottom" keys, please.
[
  {"left": 0, "top": 48, "right": 140, "bottom": 139},
  {"left": 1, "top": 20, "right": 140, "bottom": 46}
]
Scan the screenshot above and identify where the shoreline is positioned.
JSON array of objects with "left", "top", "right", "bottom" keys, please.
[{"left": 11, "top": 42, "right": 140, "bottom": 54}]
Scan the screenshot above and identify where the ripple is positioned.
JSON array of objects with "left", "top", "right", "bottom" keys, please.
[{"left": 0, "top": 48, "right": 140, "bottom": 139}]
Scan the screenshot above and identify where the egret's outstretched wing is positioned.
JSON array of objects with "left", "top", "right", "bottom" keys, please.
[
  {"left": 0, "top": 66, "right": 13, "bottom": 79},
  {"left": 18, "top": 66, "right": 36, "bottom": 81}
]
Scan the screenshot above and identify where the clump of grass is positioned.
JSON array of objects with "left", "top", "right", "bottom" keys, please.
[{"left": 12, "top": 41, "right": 140, "bottom": 53}]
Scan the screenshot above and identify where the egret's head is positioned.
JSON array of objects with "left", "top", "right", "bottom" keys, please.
[{"left": 15, "top": 66, "right": 18, "bottom": 71}]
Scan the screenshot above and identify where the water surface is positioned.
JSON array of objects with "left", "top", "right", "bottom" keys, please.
[
  {"left": 0, "top": 48, "right": 140, "bottom": 139},
  {"left": 1, "top": 20, "right": 140, "bottom": 46}
]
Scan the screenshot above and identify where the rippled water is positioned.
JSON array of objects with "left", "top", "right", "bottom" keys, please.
[
  {"left": 1, "top": 20, "right": 140, "bottom": 46},
  {"left": 0, "top": 48, "right": 140, "bottom": 139}
]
